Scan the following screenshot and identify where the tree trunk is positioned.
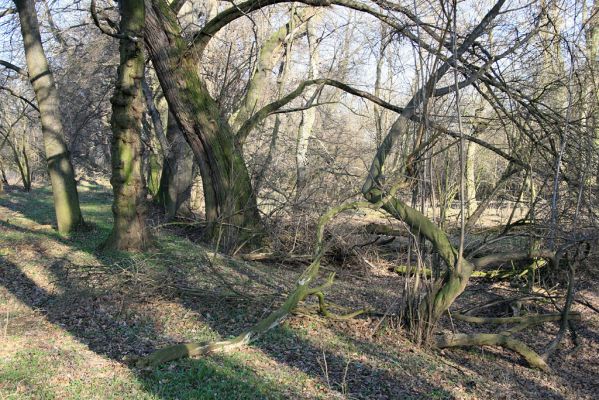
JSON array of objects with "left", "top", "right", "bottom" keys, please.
[
  {"left": 465, "top": 142, "right": 477, "bottom": 217},
  {"left": 373, "top": 23, "right": 388, "bottom": 147},
  {"left": 141, "top": 77, "right": 167, "bottom": 197},
  {"left": 230, "top": 9, "right": 313, "bottom": 135},
  {"left": 144, "top": 0, "right": 261, "bottom": 250},
  {"left": 15, "top": 0, "right": 83, "bottom": 233},
  {"left": 0, "top": 159, "right": 8, "bottom": 190},
  {"left": 586, "top": 0, "right": 599, "bottom": 188},
  {"left": 156, "top": 110, "right": 194, "bottom": 219},
  {"left": 295, "top": 18, "right": 319, "bottom": 198},
  {"left": 103, "top": 0, "right": 150, "bottom": 252},
  {"left": 1, "top": 131, "right": 31, "bottom": 192},
  {"left": 361, "top": 0, "right": 506, "bottom": 336}
]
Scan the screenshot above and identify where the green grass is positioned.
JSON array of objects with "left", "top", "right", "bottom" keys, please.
[
  {"left": 0, "top": 349, "right": 293, "bottom": 400},
  {"left": 0, "top": 349, "right": 58, "bottom": 399},
  {"left": 1, "top": 184, "right": 527, "bottom": 400},
  {"left": 0, "top": 186, "right": 315, "bottom": 400}
]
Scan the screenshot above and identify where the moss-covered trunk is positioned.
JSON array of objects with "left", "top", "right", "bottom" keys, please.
[
  {"left": 103, "top": 0, "right": 150, "bottom": 252},
  {"left": 361, "top": 0, "right": 506, "bottom": 334},
  {"left": 230, "top": 9, "right": 313, "bottom": 135},
  {"left": 15, "top": 0, "right": 83, "bottom": 233},
  {"left": 144, "top": 0, "right": 261, "bottom": 250}
]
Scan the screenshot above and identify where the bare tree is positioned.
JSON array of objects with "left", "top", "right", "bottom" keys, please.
[{"left": 13, "top": 0, "right": 83, "bottom": 233}]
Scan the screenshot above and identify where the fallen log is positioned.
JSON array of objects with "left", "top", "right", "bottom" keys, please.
[{"left": 436, "top": 333, "right": 549, "bottom": 371}]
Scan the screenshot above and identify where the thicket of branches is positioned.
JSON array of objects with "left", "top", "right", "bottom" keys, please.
[{"left": 1, "top": 0, "right": 597, "bottom": 372}]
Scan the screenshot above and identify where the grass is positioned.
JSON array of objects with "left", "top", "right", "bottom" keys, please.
[
  {"left": 0, "top": 185, "right": 596, "bottom": 399},
  {"left": 0, "top": 185, "right": 338, "bottom": 399}
]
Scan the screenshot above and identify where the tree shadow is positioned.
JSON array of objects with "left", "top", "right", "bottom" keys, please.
[
  {"left": 0, "top": 192, "right": 306, "bottom": 399},
  {"left": 0, "top": 181, "right": 456, "bottom": 397},
  {"left": 3, "top": 188, "right": 572, "bottom": 399}
]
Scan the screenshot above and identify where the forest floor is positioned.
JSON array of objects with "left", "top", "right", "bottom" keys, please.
[{"left": 0, "top": 184, "right": 598, "bottom": 399}]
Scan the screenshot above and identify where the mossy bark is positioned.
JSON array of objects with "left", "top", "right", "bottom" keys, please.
[
  {"left": 230, "top": 10, "right": 313, "bottom": 134},
  {"left": 15, "top": 0, "right": 83, "bottom": 233},
  {"left": 436, "top": 333, "right": 549, "bottom": 371},
  {"left": 103, "top": 0, "right": 150, "bottom": 252},
  {"left": 144, "top": 0, "right": 261, "bottom": 250}
]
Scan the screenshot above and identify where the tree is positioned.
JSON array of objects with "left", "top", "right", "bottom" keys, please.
[
  {"left": 13, "top": 0, "right": 83, "bottom": 233},
  {"left": 144, "top": 0, "right": 262, "bottom": 251},
  {"left": 155, "top": 110, "right": 194, "bottom": 219},
  {"left": 102, "top": 0, "right": 150, "bottom": 251},
  {"left": 138, "top": 0, "right": 582, "bottom": 369}
]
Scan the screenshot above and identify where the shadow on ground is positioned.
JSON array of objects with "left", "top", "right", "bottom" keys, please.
[{"left": 2, "top": 187, "right": 595, "bottom": 399}]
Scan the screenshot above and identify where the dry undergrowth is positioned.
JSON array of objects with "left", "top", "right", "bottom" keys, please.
[{"left": 0, "top": 187, "right": 598, "bottom": 399}]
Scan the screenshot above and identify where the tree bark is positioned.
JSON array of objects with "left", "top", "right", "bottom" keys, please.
[
  {"left": 295, "top": 17, "right": 319, "bottom": 198},
  {"left": 465, "top": 142, "right": 477, "bottom": 217},
  {"left": 14, "top": 0, "right": 83, "bottom": 233},
  {"left": 144, "top": 0, "right": 261, "bottom": 250},
  {"left": 103, "top": 0, "right": 150, "bottom": 252},
  {"left": 155, "top": 110, "right": 194, "bottom": 219}
]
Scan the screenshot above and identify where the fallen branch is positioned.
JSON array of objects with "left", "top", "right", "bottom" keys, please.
[
  {"left": 392, "top": 263, "right": 544, "bottom": 280},
  {"left": 364, "top": 223, "right": 406, "bottom": 237},
  {"left": 436, "top": 333, "right": 549, "bottom": 371},
  {"left": 136, "top": 184, "right": 405, "bottom": 368},
  {"left": 240, "top": 252, "right": 313, "bottom": 263},
  {"left": 452, "top": 312, "right": 580, "bottom": 325}
]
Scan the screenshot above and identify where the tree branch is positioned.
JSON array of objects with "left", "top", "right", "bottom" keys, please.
[
  {"left": 0, "top": 8, "right": 16, "bottom": 19},
  {"left": 0, "top": 60, "right": 27, "bottom": 77},
  {"left": 0, "top": 87, "right": 39, "bottom": 112}
]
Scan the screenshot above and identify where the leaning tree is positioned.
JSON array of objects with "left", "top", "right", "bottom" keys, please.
[{"left": 131, "top": 0, "right": 594, "bottom": 371}]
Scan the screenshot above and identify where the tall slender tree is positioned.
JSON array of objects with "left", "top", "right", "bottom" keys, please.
[{"left": 14, "top": 0, "right": 83, "bottom": 233}]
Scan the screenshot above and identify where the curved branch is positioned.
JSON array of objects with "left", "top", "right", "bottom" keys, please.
[
  {"left": 235, "top": 78, "right": 404, "bottom": 144},
  {"left": 235, "top": 76, "right": 534, "bottom": 176},
  {"left": 0, "top": 60, "right": 27, "bottom": 77},
  {"left": 191, "top": 0, "right": 410, "bottom": 56},
  {"left": 90, "top": 0, "right": 127, "bottom": 40}
]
